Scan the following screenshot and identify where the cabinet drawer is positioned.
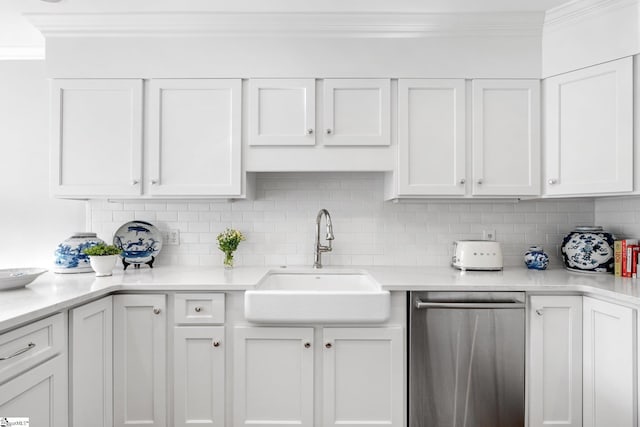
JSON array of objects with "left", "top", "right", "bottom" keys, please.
[
  {"left": 0, "top": 313, "right": 65, "bottom": 384},
  {"left": 174, "top": 293, "right": 225, "bottom": 324}
]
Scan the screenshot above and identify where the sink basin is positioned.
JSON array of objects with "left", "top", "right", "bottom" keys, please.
[{"left": 244, "top": 270, "right": 390, "bottom": 324}]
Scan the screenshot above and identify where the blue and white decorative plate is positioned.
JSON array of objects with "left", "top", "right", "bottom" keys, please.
[
  {"left": 113, "top": 221, "right": 163, "bottom": 267},
  {"left": 561, "top": 226, "right": 615, "bottom": 273}
]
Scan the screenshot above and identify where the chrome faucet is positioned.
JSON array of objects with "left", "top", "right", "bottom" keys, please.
[{"left": 313, "top": 209, "right": 334, "bottom": 268}]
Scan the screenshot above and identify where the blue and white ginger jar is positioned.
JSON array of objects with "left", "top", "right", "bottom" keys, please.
[
  {"left": 524, "top": 246, "right": 549, "bottom": 270},
  {"left": 561, "top": 226, "right": 615, "bottom": 273},
  {"left": 54, "top": 232, "right": 104, "bottom": 274}
]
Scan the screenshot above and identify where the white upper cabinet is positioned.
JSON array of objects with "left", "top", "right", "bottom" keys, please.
[
  {"left": 322, "top": 79, "right": 390, "bottom": 146},
  {"left": 397, "top": 79, "right": 467, "bottom": 196},
  {"left": 148, "top": 79, "right": 242, "bottom": 196},
  {"left": 249, "top": 79, "right": 316, "bottom": 146},
  {"left": 544, "top": 57, "right": 633, "bottom": 196},
  {"left": 472, "top": 79, "right": 540, "bottom": 196},
  {"left": 51, "top": 79, "right": 143, "bottom": 198}
]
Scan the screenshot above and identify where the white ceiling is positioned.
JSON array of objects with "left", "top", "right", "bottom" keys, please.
[{"left": 0, "top": 0, "right": 571, "bottom": 59}]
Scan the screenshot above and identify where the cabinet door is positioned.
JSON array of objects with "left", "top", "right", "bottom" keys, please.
[
  {"left": 583, "top": 297, "right": 635, "bottom": 427},
  {"left": 50, "top": 79, "right": 143, "bottom": 197},
  {"left": 0, "top": 355, "right": 67, "bottom": 426},
  {"left": 70, "top": 296, "right": 113, "bottom": 427},
  {"left": 322, "top": 327, "right": 404, "bottom": 427},
  {"left": 544, "top": 57, "right": 633, "bottom": 196},
  {"left": 249, "top": 79, "right": 315, "bottom": 146},
  {"left": 322, "top": 79, "right": 390, "bottom": 146},
  {"left": 148, "top": 79, "right": 242, "bottom": 196},
  {"left": 113, "top": 294, "right": 167, "bottom": 427},
  {"left": 472, "top": 79, "right": 540, "bottom": 196},
  {"left": 233, "top": 326, "right": 314, "bottom": 427},
  {"left": 529, "top": 296, "right": 582, "bottom": 427},
  {"left": 397, "top": 79, "right": 466, "bottom": 196},
  {"left": 174, "top": 326, "right": 225, "bottom": 427}
]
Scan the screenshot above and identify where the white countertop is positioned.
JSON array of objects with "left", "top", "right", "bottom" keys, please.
[{"left": 2, "top": 264, "right": 640, "bottom": 332}]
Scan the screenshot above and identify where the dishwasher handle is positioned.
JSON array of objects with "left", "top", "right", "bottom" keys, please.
[{"left": 415, "top": 300, "right": 525, "bottom": 310}]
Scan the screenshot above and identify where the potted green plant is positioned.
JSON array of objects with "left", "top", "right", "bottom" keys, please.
[
  {"left": 83, "top": 243, "right": 122, "bottom": 277},
  {"left": 217, "top": 228, "right": 245, "bottom": 269}
]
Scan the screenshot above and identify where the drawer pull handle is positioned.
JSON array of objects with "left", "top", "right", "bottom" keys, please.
[
  {"left": 194, "top": 306, "right": 202, "bottom": 312},
  {"left": 0, "top": 342, "right": 36, "bottom": 361}
]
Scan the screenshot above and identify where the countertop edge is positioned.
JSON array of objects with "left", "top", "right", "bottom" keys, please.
[{"left": 3, "top": 266, "right": 640, "bottom": 332}]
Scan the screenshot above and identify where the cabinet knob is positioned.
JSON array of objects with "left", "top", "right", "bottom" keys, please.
[
  {"left": 477, "top": 179, "right": 483, "bottom": 185},
  {"left": 306, "top": 128, "right": 314, "bottom": 135},
  {"left": 326, "top": 128, "right": 332, "bottom": 135},
  {"left": 548, "top": 179, "right": 557, "bottom": 185},
  {"left": 325, "top": 342, "right": 332, "bottom": 349},
  {"left": 153, "top": 307, "right": 161, "bottom": 315},
  {"left": 151, "top": 179, "right": 158, "bottom": 185},
  {"left": 304, "top": 342, "right": 311, "bottom": 348},
  {"left": 459, "top": 179, "right": 466, "bottom": 185},
  {"left": 194, "top": 306, "right": 202, "bottom": 313},
  {"left": 132, "top": 179, "right": 139, "bottom": 185},
  {"left": 212, "top": 341, "right": 221, "bottom": 347},
  {"left": 535, "top": 308, "right": 544, "bottom": 316}
]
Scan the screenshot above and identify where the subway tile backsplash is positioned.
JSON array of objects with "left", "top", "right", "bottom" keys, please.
[{"left": 89, "top": 173, "right": 594, "bottom": 268}]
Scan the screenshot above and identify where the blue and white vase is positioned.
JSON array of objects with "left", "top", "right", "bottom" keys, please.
[
  {"left": 561, "top": 226, "right": 615, "bottom": 273},
  {"left": 54, "top": 232, "right": 104, "bottom": 274},
  {"left": 524, "top": 246, "right": 549, "bottom": 270}
]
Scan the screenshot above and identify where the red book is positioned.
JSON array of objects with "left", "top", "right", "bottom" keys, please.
[
  {"left": 633, "top": 247, "right": 640, "bottom": 278},
  {"left": 622, "top": 240, "right": 639, "bottom": 278}
]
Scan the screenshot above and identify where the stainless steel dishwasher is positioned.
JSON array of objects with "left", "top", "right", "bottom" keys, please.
[{"left": 409, "top": 291, "right": 526, "bottom": 427}]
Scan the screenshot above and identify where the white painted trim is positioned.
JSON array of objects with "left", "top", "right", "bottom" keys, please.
[
  {"left": 544, "top": 0, "right": 638, "bottom": 31},
  {"left": 25, "top": 11, "right": 544, "bottom": 38},
  {"left": 0, "top": 45, "right": 45, "bottom": 60}
]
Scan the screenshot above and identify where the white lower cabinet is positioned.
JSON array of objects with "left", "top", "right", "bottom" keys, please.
[
  {"left": 233, "top": 325, "right": 403, "bottom": 427},
  {"left": 0, "top": 313, "right": 67, "bottom": 426},
  {"left": 113, "top": 294, "right": 167, "bottom": 427},
  {"left": 0, "top": 355, "right": 68, "bottom": 426},
  {"left": 528, "top": 295, "right": 582, "bottom": 427},
  {"left": 233, "top": 326, "right": 314, "bottom": 427},
  {"left": 583, "top": 297, "right": 636, "bottom": 427},
  {"left": 173, "top": 326, "right": 225, "bottom": 427},
  {"left": 322, "top": 327, "right": 404, "bottom": 427},
  {"left": 529, "top": 295, "right": 637, "bottom": 427},
  {"left": 70, "top": 296, "right": 113, "bottom": 427}
]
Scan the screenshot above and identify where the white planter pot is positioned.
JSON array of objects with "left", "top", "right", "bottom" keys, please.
[{"left": 89, "top": 255, "right": 118, "bottom": 277}]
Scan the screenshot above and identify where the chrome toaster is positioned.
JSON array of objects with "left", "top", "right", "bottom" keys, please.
[{"left": 452, "top": 240, "right": 503, "bottom": 271}]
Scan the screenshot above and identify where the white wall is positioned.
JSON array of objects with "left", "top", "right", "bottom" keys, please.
[
  {"left": 89, "top": 173, "right": 594, "bottom": 268},
  {"left": 0, "top": 60, "right": 85, "bottom": 269}
]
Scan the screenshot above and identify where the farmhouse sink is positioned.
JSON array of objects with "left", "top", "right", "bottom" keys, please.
[{"left": 244, "top": 270, "right": 390, "bottom": 324}]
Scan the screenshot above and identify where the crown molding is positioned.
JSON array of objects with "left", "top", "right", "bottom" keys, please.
[
  {"left": 25, "top": 11, "right": 544, "bottom": 39},
  {"left": 545, "top": 0, "right": 638, "bottom": 30},
  {"left": 0, "top": 45, "right": 45, "bottom": 60}
]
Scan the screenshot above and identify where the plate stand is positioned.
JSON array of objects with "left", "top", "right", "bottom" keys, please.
[{"left": 122, "top": 256, "right": 155, "bottom": 271}]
